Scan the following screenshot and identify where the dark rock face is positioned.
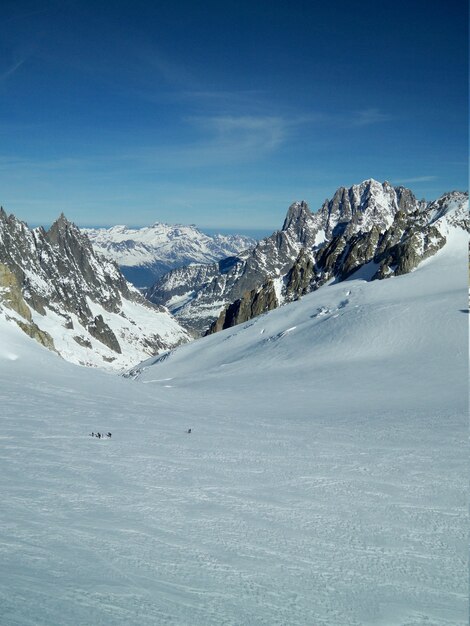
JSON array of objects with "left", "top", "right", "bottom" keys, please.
[
  {"left": 87, "top": 315, "right": 122, "bottom": 354},
  {"left": 148, "top": 181, "right": 468, "bottom": 336},
  {"left": 315, "top": 203, "right": 451, "bottom": 286},
  {"left": 73, "top": 335, "right": 92, "bottom": 349},
  {"left": 284, "top": 250, "right": 315, "bottom": 302},
  {"left": 206, "top": 280, "right": 278, "bottom": 335},
  {"left": 374, "top": 225, "right": 446, "bottom": 278}
]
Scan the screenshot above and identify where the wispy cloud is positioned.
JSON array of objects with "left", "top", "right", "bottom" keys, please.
[
  {"left": 186, "top": 114, "right": 289, "bottom": 152},
  {"left": 351, "top": 108, "right": 394, "bottom": 127},
  {"left": 0, "top": 112, "right": 306, "bottom": 176},
  {"left": 395, "top": 175, "right": 437, "bottom": 183},
  {"left": 113, "top": 113, "right": 307, "bottom": 168},
  {"left": 0, "top": 59, "right": 26, "bottom": 83}
]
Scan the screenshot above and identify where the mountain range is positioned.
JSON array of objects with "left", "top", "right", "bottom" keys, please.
[
  {"left": 147, "top": 180, "right": 468, "bottom": 336},
  {"left": 0, "top": 179, "right": 467, "bottom": 368},
  {"left": 83, "top": 223, "right": 256, "bottom": 289}
]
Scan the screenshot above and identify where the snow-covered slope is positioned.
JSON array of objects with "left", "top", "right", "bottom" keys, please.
[
  {"left": 134, "top": 228, "right": 468, "bottom": 416},
  {"left": 83, "top": 223, "right": 256, "bottom": 289},
  {"left": 0, "top": 210, "right": 189, "bottom": 370},
  {"left": 0, "top": 226, "right": 466, "bottom": 625}
]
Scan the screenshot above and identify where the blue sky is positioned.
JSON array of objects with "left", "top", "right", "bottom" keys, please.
[{"left": 0, "top": 0, "right": 467, "bottom": 230}]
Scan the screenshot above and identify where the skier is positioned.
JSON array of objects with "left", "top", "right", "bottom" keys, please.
[
  {"left": 187, "top": 428, "right": 192, "bottom": 434},
  {"left": 107, "top": 432, "right": 112, "bottom": 438}
]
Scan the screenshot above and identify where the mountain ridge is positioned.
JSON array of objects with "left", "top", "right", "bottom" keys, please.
[
  {"left": 148, "top": 180, "right": 468, "bottom": 336},
  {"left": 0, "top": 210, "right": 189, "bottom": 369},
  {"left": 83, "top": 222, "right": 256, "bottom": 289}
]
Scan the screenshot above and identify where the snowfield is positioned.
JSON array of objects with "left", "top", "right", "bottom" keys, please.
[{"left": 0, "top": 229, "right": 467, "bottom": 625}]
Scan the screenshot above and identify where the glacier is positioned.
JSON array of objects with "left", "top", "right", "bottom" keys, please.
[{"left": 0, "top": 228, "right": 467, "bottom": 625}]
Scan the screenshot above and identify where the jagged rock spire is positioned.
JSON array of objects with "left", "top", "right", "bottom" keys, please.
[
  {"left": 0, "top": 208, "right": 190, "bottom": 368},
  {"left": 282, "top": 201, "right": 311, "bottom": 231}
]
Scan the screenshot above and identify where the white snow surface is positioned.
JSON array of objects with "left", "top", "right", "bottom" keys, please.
[{"left": 0, "top": 229, "right": 467, "bottom": 625}]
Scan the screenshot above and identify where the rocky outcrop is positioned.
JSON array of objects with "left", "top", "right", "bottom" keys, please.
[
  {"left": 284, "top": 250, "right": 316, "bottom": 302},
  {"left": 373, "top": 224, "right": 446, "bottom": 279},
  {"left": 73, "top": 335, "right": 92, "bottom": 349},
  {"left": 14, "top": 318, "right": 56, "bottom": 351},
  {"left": 0, "top": 262, "right": 32, "bottom": 321},
  {"left": 0, "top": 261, "right": 57, "bottom": 351},
  {"left": 206, "top": 280, "right": 278, "bottom": 335},
  {"left": 86, "top": 315, "right": 122, "bottom": 353},
  {"left": 315, "top": 205, "right": 449, "bottom": 284}
]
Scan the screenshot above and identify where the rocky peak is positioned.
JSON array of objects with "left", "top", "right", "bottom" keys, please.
[
  {"left": 395, "top": 186, "right": 419, "bottom": 213},
  {"left": 280, "top": 200, "right": 319, "bottom": 248},
  {"left": 46, "top": 213, "right": 91, "bottom": 251},
  {"left": 0, "top": 208, "right": 190, "bottom": 369},
  {"left": 318, "top": 179, "right": 421, "bottom": 239},
  {"left": 282, "top": 201, "right": 311, "bottom": 230}
]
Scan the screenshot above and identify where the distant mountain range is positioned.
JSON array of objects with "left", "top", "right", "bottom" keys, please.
[
  {"left": 0, "top": 179, "right": 467, "bottom": 367},
  {"left": 146, "top": 180, "right": 469, "bottom": 336},
  {"left": 83, "top": 223, "right": 256, "bottom": 289}
]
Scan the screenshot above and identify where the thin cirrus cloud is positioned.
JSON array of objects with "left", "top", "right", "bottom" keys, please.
[
  {"left": 0, "top": 114, "right": 297, "bottom": 174},
  {"left": 187, "top": 114, "right": 289, "bottom": 149},
  {"left": 115, "top": 114, "right": 302, "bottom": 169},
  {"left": 156, "top": 112, "right": 325, "bottom": 167},
  {"left": 395, "top": 176, "right": 437, "bottom": 183},
  {"left": 0, "top": 58, "right": 26, "bottom": 83},
  {"left": 351, "top": 107, "right": 394, "bottom": 126}
]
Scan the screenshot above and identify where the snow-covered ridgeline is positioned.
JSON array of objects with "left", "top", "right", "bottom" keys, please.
[{"left": 83, "top": 222, "right": 256, "bottom": 288}]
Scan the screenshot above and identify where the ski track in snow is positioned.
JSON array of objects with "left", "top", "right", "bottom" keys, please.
[{"left": 0, "top": 229, "right": 467, "bottom": 625}]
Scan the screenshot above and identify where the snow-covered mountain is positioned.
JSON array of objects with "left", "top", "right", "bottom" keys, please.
[
  {"left": 83, "top": 223, "right": 256, "bottom": 289},
  {"left": 147, "top": 180, "right": 468, "bottom": 336},
  {"left": 208, "top": 188, "right": 469, "bottom": 334},
  {"left": 1, "top": 222, "right": 466, "bottom": 625},
  {"left": 0, "top": 209, "right": 189, "bottom": 369}
]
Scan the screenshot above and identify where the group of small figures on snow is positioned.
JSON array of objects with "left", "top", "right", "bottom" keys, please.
[
  {"left": 89, "top": 430, "right": 191, "bottom": 438},
  {"left": 89, "top": 432, "right": 112, "bottom": 439}
]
